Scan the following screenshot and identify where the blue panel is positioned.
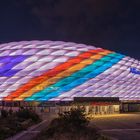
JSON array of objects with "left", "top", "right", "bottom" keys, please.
[{"left": 25, "top": 53, "right": 124, "bottom": 101}]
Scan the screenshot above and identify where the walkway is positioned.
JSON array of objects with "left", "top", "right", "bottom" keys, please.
[
  {"left": 6, "top": 113, "right": 57, "bottom": 140},
  {"left": 90, "top": 113, "right": 140, "bottom": 140}
]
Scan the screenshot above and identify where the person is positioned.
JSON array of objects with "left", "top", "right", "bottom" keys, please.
[
  {"left": 1, "top": 109, "right": 8, "bottom": 118},
  {"left": 8, "top": 108, "right": 13, "bottom": 115},
  {"left": 41, "top": 107, "right": 44, "bottom": 113}
]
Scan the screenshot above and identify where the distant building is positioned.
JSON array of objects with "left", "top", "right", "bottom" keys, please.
[{"left": 0, "top": 41, "right": 140, "bottom": 114}]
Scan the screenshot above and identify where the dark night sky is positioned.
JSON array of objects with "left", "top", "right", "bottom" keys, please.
[{"left": 0, "top": 0, "right": 140, "bottom": 59}]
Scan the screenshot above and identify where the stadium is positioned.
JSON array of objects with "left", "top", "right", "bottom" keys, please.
[{"left": 0, "top": 40, "right": 140, "bottom": 115}]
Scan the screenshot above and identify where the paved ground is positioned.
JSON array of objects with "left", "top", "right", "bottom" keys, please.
[
  {"left": 90, "top": 113, "right": 140, "bottom": 140},
  {"left": 6, "top": 113, "right": 57, "bottom": 140},
  {"left": 7, "top": 113, "right": 140, "bottom": 140}
]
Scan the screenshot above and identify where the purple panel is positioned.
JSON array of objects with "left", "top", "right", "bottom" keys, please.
[
  {"left": 0, "top": 55, "right": 30, "bottom": 77},
  {"left": 2, "top": 70, "right": 20, "bottom": 77}
]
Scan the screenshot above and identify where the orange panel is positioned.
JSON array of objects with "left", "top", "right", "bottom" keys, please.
[
  {"left": 5, "top": 49, "right": 102, "bottom": 100},
  {"left": 14, "top": 49, "right": 112, "bottom": 100}
]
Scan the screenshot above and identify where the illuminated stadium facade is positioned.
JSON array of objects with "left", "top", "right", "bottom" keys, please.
[{"left": 0, "top": 40, "right": 140, "bottom": 114}]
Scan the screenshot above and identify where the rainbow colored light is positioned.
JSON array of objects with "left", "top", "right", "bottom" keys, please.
[{"left": 0, "top": 41, "right": 139, "bottom": 101}]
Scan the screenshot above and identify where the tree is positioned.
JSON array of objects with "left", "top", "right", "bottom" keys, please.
[{"left": 39, "top": 108, "right": 100, "bottom": 140}]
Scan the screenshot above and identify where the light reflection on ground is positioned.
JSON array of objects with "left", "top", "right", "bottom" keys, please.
[{"left": 90, "top": 113, "right": 140, "bottom": 140}]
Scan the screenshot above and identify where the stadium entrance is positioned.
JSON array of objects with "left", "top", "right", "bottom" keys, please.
[
  {"left": 38, "top": 97, "right": 120, "bottom": 116},
  {"left": 0, "top": 97, "right": 120, "bottom": 116}
]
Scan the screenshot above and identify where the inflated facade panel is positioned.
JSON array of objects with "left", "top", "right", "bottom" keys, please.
[{"left": 0, "top": 41, "right": 139, "bottom": 101}]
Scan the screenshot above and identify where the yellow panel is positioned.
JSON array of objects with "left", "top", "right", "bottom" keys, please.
[
  {"left": 14, "top": 51, "right": 110, "bottom": 100},
  {"left": 80, "top": 59, "right": 94, "bottom": 64},
  {"left": 91, "top": 55, "right": 102, "bottom": 59}
]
